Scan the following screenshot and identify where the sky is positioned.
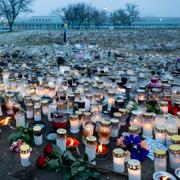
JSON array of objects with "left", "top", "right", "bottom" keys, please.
[{"left": 28, "top": 0, "right": 180, "bottom": 17}]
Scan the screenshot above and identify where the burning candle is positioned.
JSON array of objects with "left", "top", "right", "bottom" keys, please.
[
  {"left": 26, "top": 103, "right": 33, "bottom": 119},
  {"left": 119, "top": 108, "right": 128, "bottom": 126},
  {"left": 108, "top": 90, "right": 115, "bottom": 111},
  {"left": 56, "top": 128, "right": 67, "bottom": 155},
  {"left": 166, "top": 128, "right": 178, "bottom": 147},
  {"left": 3, "top": 69, "right": 10, "bottom": 86},
  {"left": 20, "top": 144, "right": 31, "bottom": 167},
  {"left": 112, "top": 148, "right": 126, "bottom": 173},
  {"left": 130, "top": 110, "right": 142, "bottom": 129},
  {"left": 15, "top": 111, "right": 25, "bottom": 128},
  {"left": 142, "top": 113, "right": 154, "bottom": 139},
  {"left": 111, "top": 118, "right": 120, "bottom": 138},
  {"left": 70, "top": 114, "right": 80, "bottom": 134},
  {"left": 155, "top": 127, "right": 166, "bottom": 145},
  {"left": 96, "top": 143, "right": 108, "bottom": 156},
  {"left": 0, "top": 117, "right": 11, "bottom": 126},
  {"left": 85, "top": 136, "right": 97, "bottom": 161},
  {"left": 5, "top": 93, "right": 14, "bottom": 115},
  {"left": 0, "top": 103, "right": 2, "bottom": 116},
  {"left": 42, "top": 99, "right": 49, "bottom": 115},
  {"left": 33, "top": 125, "right": 43, "bottom": 146},
  {"left": 34, "top": 105, "right": 41, "bottom": 121},
  {"left": 160, "top": 101, "right": 168, "bottom": 114},
  {"left": 98, "top": 119, "right": 111, "bottom": 145},
  {"left": 154, "top": 149, "right": 167, "bottom": 172},
  {"left": 128, "top": 159, "right": 141, "bottom": 180},
  {"left": 67, "top": 95, "right": 75, "bottom": 114},
  {"left": 66, "top": 137, "right": 79, "bottom": 148},
  {"left": 169, "top": 144, "right": 180, "bottom": 169}
]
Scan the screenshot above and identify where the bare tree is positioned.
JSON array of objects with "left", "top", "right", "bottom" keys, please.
[{"left": 0, "top": 0, "right": 34, "bottom": 31}]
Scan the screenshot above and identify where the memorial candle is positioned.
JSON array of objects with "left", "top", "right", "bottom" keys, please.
[
  {"left": 128, "top": 159, "right": 141, "bottom": 180},
  {"left": 155, "top": 127, "right": 166, "bottom": 145},
  {"left": 56, "top": 128, "right": 67, "bottom": 155},
  {"left": 169, "top": 144, "right": 180, "bottom": 169},
  {"left": 20, "top": 144, "right": 31, "bottom": 167},
  {"left": 15, "top": 111, "right": 25, "bottom": 128},
  {"left": 70, "top": 114, "right": 80, "bottom": 134},
  {"left": 159, "top": 101, "right": 168, "bottom": 114},
  {"left": 33, "top": 125, "right": 43, "bottom": 146}
]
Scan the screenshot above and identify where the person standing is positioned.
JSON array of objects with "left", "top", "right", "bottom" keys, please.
[{"left": 63, "top": 22, "right": 68, "bottom": 43}]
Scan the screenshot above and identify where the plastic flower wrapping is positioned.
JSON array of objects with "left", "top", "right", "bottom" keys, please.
[{"left": 117, "top": 134, "right": 149, "bottom": 162}]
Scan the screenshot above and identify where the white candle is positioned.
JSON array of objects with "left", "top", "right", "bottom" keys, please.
[
  {"left": 48, "top": 102, "right": 57, "bottom": 121},
  {"left": 169, "top": 144, "right": 180, "bottom": 169},
  {"left": 166, "top": 129, "right": 178, "bottom": 147},
  {"left": 108, "top": 91, "right": 115, "bottom": 111},
  {"left": 3, "top": 70, "right": 10, "bottom": 86},
  {"left": 111, "top": 118, "right": 120, "bottom": 138},
  {"left": 33, "top": 126, "right": 42, "bottom": 146},
  {"left": 42, "top": 100, "right": 49, "bottom": 115},
  {"left": 70, "top": 114, "right": 80, "bottom": 134},
  {"left": 85, "top": 136, "right": 97, "bottom": 161},
  {"left": 155, "top": 127, "right": 166, "bottom": 145},
  {"left": 56, "top": 128, "right": 67, "bottom": 155},
  {"left": 26, "top": 103, "right": 33, "bottom": 119},
  {"left": 128, "top": 159, "right": 141, "bottom": 180},
  {"left": 0, "top": 104, "right": 3, "bottom": 116},
  {"left": 34, "top": 105, "right": 41, "bottom": 121},
  {"left": 83, "top": 121, "right": 94, "bottom": 143},
  {"left": 15, "top": 111, "right": 25, "bottom": 128},
  {"left": 20, "top": 144, "right": 31, "bottom": 167},
  {"left": 113, "top": 148, "right": 126, "bottom": 173},
  {"left": 154, "top": 149, "right": 167, "bottom": 172},
  {"left": 142, "top": 113, "right": 153, "bottom": 139}
]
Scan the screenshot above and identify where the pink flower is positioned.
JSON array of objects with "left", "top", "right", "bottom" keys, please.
[
  {"left": 117, "top": 137, "right": 126, "bottom": 148},
  {"left": 140, "top": 141, "right": 148, "bottom": 150}
]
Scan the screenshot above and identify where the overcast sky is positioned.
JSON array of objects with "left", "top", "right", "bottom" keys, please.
[{"left": 29, "top": 0, "right": 180, "bottom": 17}]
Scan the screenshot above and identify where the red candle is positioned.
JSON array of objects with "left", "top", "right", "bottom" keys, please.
[
  {"left": 96, "top": 143, "right": 108, "bottom": 155},
  {"left": 66, "top": 137, "right": 79, "bottom": 148}
]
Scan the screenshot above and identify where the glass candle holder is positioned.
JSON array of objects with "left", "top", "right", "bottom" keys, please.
[
  {"left": 108, "top": 90, "right": 115, "bottom": 111},
  {"left": 177, "top": 111, "right": 180, "bottom": 129},
  {"left": 98, "top": 119, "right": 111, "bottom": 145},
  {"left": 5, "top": 93, "right": 14, "bottom": 115},
  {"left": 137, "top": 89, "right": 146, "bottom": 104},
  {"left": 154, "top": 115, "right": 166, "bottom": 129},
  {"left": 56, "top": 128, "right": 67, "bottom": 155},
  {"left": 67, "top": 95, "right": 75, "bottom": 114},
  {"left": 0, "top": 103, "right": 2, "bottom": 116},
  {"left": 57, "top": 100, "right": 66, "bottom": 113},
  {"left": 83, "top": 112, "right": 91, "bottom": 123},
  {"left": 82, "top": 121, "right": 94, "bottom": 143},
  {"left": 20, "top": 144, "right": 31, "bottom": 167},
  {"left": 42, "top": 99, "right": 49, "bottom": 115},
  {"left": 130, "top": 110, "right": 142, "bottom": 130},
  {"left": 34, "top": 104, "right": 41, "bottom": 121},
  {"left": 33, "top": 125, "right": 42, "bottom": 146},
  {"left": 127, "top": 159, "right": 141, "bottom": 180},
  {"left": 70, "top": 114, "right": 80, "bottom": 134},
  {"left": 48, "top": 102, "right": 57, "bottom": 122},
  {"left": 15, "top": 111, "right": 25, "bottom": 128},
  {"left": 111, "top": 118, "right": 120, "bottom": 138},
  {"left": 155, "top": 127, "right": 166, "bottom": 145},
  {"left": 85, "top": 136, "right": 97, "bottom": 161},
  {"left": 154, "top": 149, "right": 167, "bottom": 172},
  {"left": 169, "top": 144, "right": 180, "bottom": 169},
  {"left": 128, "top": 126, "right": 140, "bottom": 136},
  {"left": 113, "top": 148, "right": 126, "bottom": 173},
  {"left": 159, "top": 101, "right": 168, "bottom": 114},
  {"left": 3, "top": 69, "right": 10, "bottom": 86},
  {"left": 142, "top": 113, "right": 154, "bottom": 139},
  {"left": 119, "top": 108, "right": 128, "bottom": 126},
  {"left": 166, "top": 128, "right": 178, "bottom": 147},
  {"left": 26, "top": 103, "right": 33, "bottom": 119},
  {"left": 171, "top": 135, "right": 180, "bottom": 145}
]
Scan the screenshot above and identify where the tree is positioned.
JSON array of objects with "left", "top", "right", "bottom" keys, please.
[
  {"left": 125, "top": 3, "right": 139, "bottom": 25},
  {"left": 0, "top": 0, "right": 34, "bottom": 31},
  {"left": 110, "top": 3, "right": 139, "bottom": 26}
]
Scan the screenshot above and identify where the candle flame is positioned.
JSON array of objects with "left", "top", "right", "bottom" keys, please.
[
  {"left": 160, "top": 176, "right": 170, "bottom": 180},
  {"left": 0, "top": 117, "right": 11, "bottom": 126},
  {"left": 98, "top": 143, "right": 103, "bottom": 153},
  {"left": 69, "top": 138, "right": 74, "bottom": 146}
]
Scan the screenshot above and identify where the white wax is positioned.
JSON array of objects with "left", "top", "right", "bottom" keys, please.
[
  {"left": 108, "top": 97, "right": 115, "bottom": 110},
  {"left": 26, "top": 110, "right": 33, "bottom": 119},
  {"left": 48, "top": 103, "right": 57, "bottom": 121},
  {"left": 169, "top": 153, "right": 180, "bottom": 169},
  {"left": 20, "top": 152, "right": 31, "bottom": 167},
  {"left": 16, "top": 114, "right": 25, "bottom": 128},
  {"left": 154, "top": 158, "right": 166, "bottom": 172},
  {"left": 34, "top": 113, "right": 41, "bottom": 121},
  {"left": 160, "top": 106, "right": 168, "bottom": 114},
  {"left": 85, "top": 145, "right": 96, "bottom": 161},
  {"left": 143, "top": 123, "right": 153, "bottom": 138},
  {"left": 70, "top": 119, "right": 80, "bottom": 134},
  {"left": 85, "top": 98, "right": 91, "bottom": 111},
  {"left": 128, "top": 168, "right": 141, "bottom": 180},
  {"left": 165, "top": 135, "right": 172, "bottom": 147},
  {"left": 34, "top": 135, "right": 43, "bottom": 146},
  {"left": 111, "top": 128, "right": 119, "bottom": 138},
  {"left": 42, "top": 106, "right": 49, "bottom": 115},
  {"left": 56, "top": 138, "right": 66, "bottom": 155},
  {"left": 113, "top": 156, "right": 125, "bottom": 173},
  {"left": 155, "top": 132, "right": 166, "bottom": 145}
]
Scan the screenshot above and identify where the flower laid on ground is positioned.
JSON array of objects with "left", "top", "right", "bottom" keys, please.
[
  {"left": 117, "top": 134, "right": 149, "bottom": 162},
  {"left": 37, "top": 155, "right": 48, "bottom": 168}
]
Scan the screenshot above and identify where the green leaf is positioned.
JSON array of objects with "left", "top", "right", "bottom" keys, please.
[
  {"left": 83, "top": 153, "right": 89, "bottom": 162},
  {"left": 22, "top": 134, "right": 31, "bottom": 143},
  {"left": 52, "top": 144, "right": 61, "bottom": 157},
  {"left": 78, "top": 166, "right": 86, "bottom": 172},
  {"left": 79, "top": 172, "right": 90, "bottom": 180},
  {"left": 65, "top": 150, "right": 76, "bottom": 161},
  {"left": 71, "top": 167, "right": 78, "bottom": 176},
  {"left": 8, "top": 131, "right": 23, "bottom": 142},
  {"left": 90, "top": 171, "right": 101, "bottom": 179},
  {"left": 47, "top": 159, "right": 60, "bottom": 169},
  {"left": 71, "top": 161, "right": 81, "bottom": 168}
]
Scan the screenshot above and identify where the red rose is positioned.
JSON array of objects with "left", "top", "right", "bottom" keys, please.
[
  {"left": 37, "top": 155, "right": 48, "bottom": 168},
  {"left": 44, "top": 143, "right": 53, "bottom": 156}
]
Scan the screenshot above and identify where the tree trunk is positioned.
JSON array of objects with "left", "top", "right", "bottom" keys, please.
[{"left": 8, "top": 21, "right": 14, "bottom": 32}]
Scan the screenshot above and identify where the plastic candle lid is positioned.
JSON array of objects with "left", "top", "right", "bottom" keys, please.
[
  {"left": 113, "top": 148, "right": 126, "bottom": 158},
  {"left": 154, "top": 149, "right": 166, "bottom": 158},
  {"left": 171, "top": 135, "right": 180, "bottom": 144},
  {"left": 169, "top": 144, "right": 180, "bottom": 154},
  {"left": 57, "top": 128, "right": 67, "bottom": 135},
  {"left": 119, "top": 108, "right": 127, "bottom": 114},
  {"left": 20, "top": 144, "right": 30, "bottom": 153},
  {"left": 86, "top": 136, "right": 97, "bottom": 145},
  {"left": 113, "top": 112, "right": 122, "bottom": 117},
  {"left": 128, "top": 159, "right": 141, "bottom": 170},
  {"left": 111, "top": 118, "right": 119, "bottom": 125},
  {"left": 33, "top": 125, "right": 42, "bottom": 132}
]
